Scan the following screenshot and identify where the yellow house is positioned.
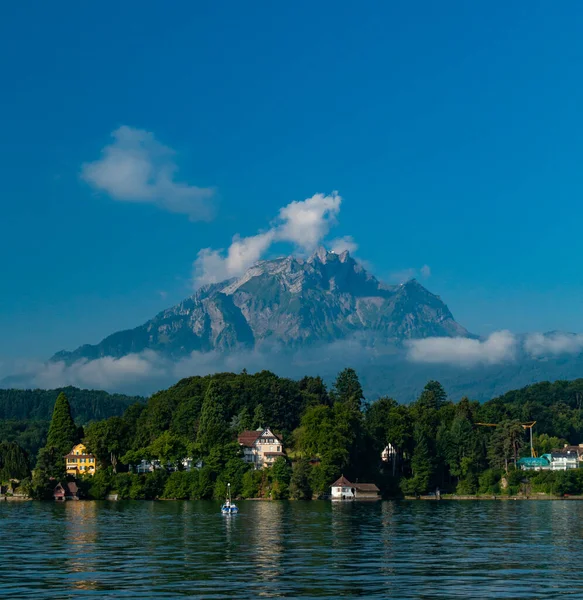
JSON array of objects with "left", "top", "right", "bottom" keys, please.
[{"left": 65, "top": 443, "right": 97, "bottom": 476}]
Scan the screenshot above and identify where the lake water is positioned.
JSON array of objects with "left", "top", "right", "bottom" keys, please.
[{"left": 1, "top": 499, "right": 583, "bottom": 599}]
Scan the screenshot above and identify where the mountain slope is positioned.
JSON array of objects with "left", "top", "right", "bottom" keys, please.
[{"left": 52, "top": 248, "right": 470, "bottom": 364}]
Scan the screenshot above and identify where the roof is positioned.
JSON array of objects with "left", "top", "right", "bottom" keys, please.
[
  {"left": 551, "top": 451, "right": 578, "bottom": 460},
  {"left": 238, "top": 428, "right": 283, "bottom": 447},
  {"left": 331, "top": 475, "right": 353, "bottom": 487},
  {"left": 64, "top": 453, "right": 95, "bottom": 458},
  {"left": 560, "top": 446, "right": 583, "bottom": 453},
  {"left": 331, "top": 476, "right": 379, "bottom": 492},
  {"left": 354, "top": 483, "right": 380, "bottom": 492},
  {"left": 518, "top": 457, "right": 550, "bottom": 467},
  {"left": 238, "top": 431, "right": 261, "bottom": 447},
  {"left": 67, "top": 482, "right": 79, "bottom": 494}
]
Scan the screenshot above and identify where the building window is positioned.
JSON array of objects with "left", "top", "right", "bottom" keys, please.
[{"left": 277, "top": 446, "right": 281, "bottom": 452}]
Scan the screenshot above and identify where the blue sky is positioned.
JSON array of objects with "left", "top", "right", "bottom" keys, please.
[{"left": 2, "top": 1, "right": 583, "bottom": 360}]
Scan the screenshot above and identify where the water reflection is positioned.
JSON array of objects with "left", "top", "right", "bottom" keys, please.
[
  {"left": 3, "top": 500, "right": 583, "bottom": 598},
  {"left": 63, "top": 501, "right": 99, "bottom": 591},
  {"left": 247, "top": 502, "right": 285, "bottom": 590}
]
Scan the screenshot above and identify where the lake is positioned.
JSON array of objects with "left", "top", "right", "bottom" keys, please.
[{"left": 1, "top": 499, "right": 582, "bottom": 598}]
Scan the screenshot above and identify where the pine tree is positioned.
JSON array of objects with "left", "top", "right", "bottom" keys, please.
[
  {"left": 0, "top": 441, "right": 30, "bottom": 481},
  {"left": 46, "top": 392, "right": 78, "bottom": 456},
  {"left": 252, "top": 404, "right": 266, "bottom": 430},
  {"left": 332, "top": 368, "right": 364, "bottom": 410}
]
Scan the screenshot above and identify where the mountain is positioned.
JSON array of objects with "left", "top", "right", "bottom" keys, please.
[{"left": 52, "top": 248, "right": 470, "bottom": 364}]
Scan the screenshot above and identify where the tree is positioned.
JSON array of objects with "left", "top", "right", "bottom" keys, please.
[
  {"left": 270, "top": 457, "right": 292, "bottom": 499},
  {"left": 196, "top": 382, "right": 229, "bottom": 455},
  {"left": 84, "top": 416, "right": 130, "bottom": 472},
  {"left": 438, "top": 414, "right": 480, "bottom": 493},
  {"left": 290, "top": 458, "right": 312, "bottom": 500},
  {"left": 417, "top": 381, "right": 447, "bottom": 412},
  {"left": 45, "top": 392, "right": 78, "bottom": 456},
  {"left": 332, "top": 368, "right": 364, "bottom": 410},
  {"left": 252, "top": 404, "right": 266, "bottom": 430},
  {"left": 148, "top": 431, "right": 187, "bottom": 467},
  {"left": 488, "top": 420, "right": 525, "bottom": 472},
  {"left": 230, "top": 406, "right": 252, "bottom": 433},
  {"left": 533, "top": 433, "right": 567, "bottom": 456},
  {"left": 0, "top": 441, "right": 30, "bottom": 481},
  {"left": 35, "top": 446, "right": 65, "bottom": 481}
]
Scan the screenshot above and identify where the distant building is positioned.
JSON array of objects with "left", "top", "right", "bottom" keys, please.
[
  {"left": 65, "top": 444, "right": 97, "bottom": 477},
  {"left": 238, "top": 428, "right": 284, "bottom": 469},
  {"left": 330, "top": 475, "right": 380, "bottom": 500},
  {"left": 53, "top": 482, "right": 80, "bottom": 501},
  {"left": 517, "top": 456, "right": 551, "bottom": 471},
  {"left": 547, "top": 451, "right": 579, "bottom": 470},
  {"left": 558, "top": 444, "right": 583, "bottom": 463},
  {"left": 135, "top": 459, "right": 162, "bottom": 474},
  {"left": 518, "top": 450, "right": 579, "bottom": 471},
  {"left": 381, "top": 443, "right": 396, "bottom": 462},
  {"left": 132, "top": 457, "right": 203, "bottom": 473}
]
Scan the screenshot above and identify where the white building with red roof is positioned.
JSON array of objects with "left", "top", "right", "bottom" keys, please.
[{"left": 237, "top": 427, "right": 284, "bottom": 469}]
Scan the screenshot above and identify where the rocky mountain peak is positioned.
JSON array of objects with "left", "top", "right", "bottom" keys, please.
[{"left": 51, "top": 251, "right": 471, "bottom": 364}]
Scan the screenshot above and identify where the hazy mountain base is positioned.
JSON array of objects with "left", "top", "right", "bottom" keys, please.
[{"left": 4, "top": 339, "right": 583, "bottom": 403}]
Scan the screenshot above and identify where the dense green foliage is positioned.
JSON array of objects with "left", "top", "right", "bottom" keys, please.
[
  {"left": 46, "top": 392, "right": 78, "bottom": 456},
  {"left": 0, "top": 420, "right": 49, "bottom": 458},
  {"left": 0, "top": 386, "right": 142, "bottom": 421},
  {"left": 13, "top": 372, "right": 583, "bottom": 500},
  {"left": 0, "top": 386, "right": 142, "bottom": 459},
  {"left": 0, "top": 441, "right": 30, "bottom": 481}
]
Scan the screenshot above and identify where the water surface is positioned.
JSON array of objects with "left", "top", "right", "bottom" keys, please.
[{"left": 1, "top": 499, "right": 582, "bottom": 598}]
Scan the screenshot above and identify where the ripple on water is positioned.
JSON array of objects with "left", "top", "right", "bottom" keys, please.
[{"left": 1, "top": 500, "right": 583, "bottom": 598}]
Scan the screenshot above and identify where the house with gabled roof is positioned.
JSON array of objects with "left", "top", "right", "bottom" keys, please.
[
  {"left": 238, "top": 427, "right": 284, "bottom": 469},
  {"left": 53, "top": 481, "right": 80, "bottom": 501},
  {"left": 65, "top": 443, "right": 97, "bottom": 477},
  {"left": 330, "top": 475, "right": 380, "bottom": 500}
]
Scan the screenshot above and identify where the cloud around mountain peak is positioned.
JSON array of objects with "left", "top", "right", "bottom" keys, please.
[{"left": 193, "top": 191, "right": 345, "bottom": 286}]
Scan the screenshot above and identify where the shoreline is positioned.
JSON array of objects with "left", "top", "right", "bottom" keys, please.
[{"left": 404, "top": 494, "right": 583, "bottom": 501}]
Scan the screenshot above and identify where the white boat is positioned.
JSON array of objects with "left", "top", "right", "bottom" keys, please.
[{"left": 221, "top": 483, "right": 238, "bottom": 514}]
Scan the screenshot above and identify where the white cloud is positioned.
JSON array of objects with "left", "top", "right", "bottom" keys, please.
[
  {"left": 524, "top": 332, "right": 583, "bottom": 357},
  {"left": 420, "top": 264, "right": 431, "bottom": 278},
  {"left": 277, "top": 192, "right": 341, "bottom": 250},
  {"left": 27, "top": 351, "right": 166, "bottom": 391},
  {"left": 194, "top": 230, "right": 276, "bottom": 285},
  {"left": 193, "top": 191, "right": 346, "bottom": 287},
  {"left": 330, "top": 235, "right": 359, "bottom": 254},
  {"left": 81, "top": 126, "right": 215, "bottom": 220},
  {"left": 406, "top": 330, "right": 517, "bottom": 367}
]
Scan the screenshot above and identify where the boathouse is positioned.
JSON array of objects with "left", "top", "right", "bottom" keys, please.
[{"left": 330, "top": 475, "right": 380, "bottom": 500}]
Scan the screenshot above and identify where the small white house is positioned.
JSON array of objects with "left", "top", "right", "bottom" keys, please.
[{"left": 331, "top": 475, "right": 380, "bottom": 500}]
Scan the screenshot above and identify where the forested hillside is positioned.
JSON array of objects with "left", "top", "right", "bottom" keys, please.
[
  {"left": 0, "top": 386, "right": 142, "bottom": 421},
  {"left": 19, "top": 370, "right": 583, "bottom": 501},
  {"left": 0, "top": 386, "right": 143, "bottom": 457},
  {"left": 5, "top": 372, "right": 583, "bottom": 501}
]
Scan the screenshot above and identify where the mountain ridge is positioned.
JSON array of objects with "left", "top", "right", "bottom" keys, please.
[{"left": 52, "top": 248, "right": 471, "bottom": 364}]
